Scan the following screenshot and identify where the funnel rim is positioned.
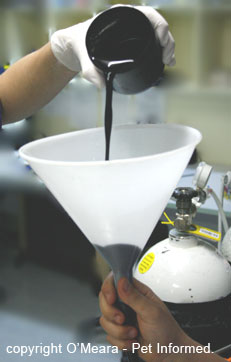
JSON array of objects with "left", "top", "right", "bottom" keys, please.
[{"left": 19, "top": 123, "right": 202, "bottom": 167}]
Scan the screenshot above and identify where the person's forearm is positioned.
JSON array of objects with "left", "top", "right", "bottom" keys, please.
[{"left": 0, "top": 43, "right": 77, "bottom": 124}]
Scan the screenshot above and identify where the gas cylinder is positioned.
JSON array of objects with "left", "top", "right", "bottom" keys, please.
[{"left": 134, "top": 187, "right": 231, "bottom": 351}]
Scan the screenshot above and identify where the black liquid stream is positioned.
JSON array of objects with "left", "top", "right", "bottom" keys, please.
[
  {"left": 104, "top": 59, "right": 134, "bottom": 161},
  {"left": 104, "top": 72, "right": 114, "bottom": 161},
  {"left": 103, "top": 61, "right": 140, "bottom": 362}
]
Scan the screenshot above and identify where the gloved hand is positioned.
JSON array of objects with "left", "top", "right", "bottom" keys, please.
[{"left": 51, "top": 5, "right": 175, "bottom": 89}]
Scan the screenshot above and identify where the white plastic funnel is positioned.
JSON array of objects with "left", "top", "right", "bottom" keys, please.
[{"left": 19, "top": 124, "right": 201, "bottom": 282}]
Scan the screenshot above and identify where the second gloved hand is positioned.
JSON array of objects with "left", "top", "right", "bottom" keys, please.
[{"left": 51, "top": 5, "right": 175, "bottom": 89}]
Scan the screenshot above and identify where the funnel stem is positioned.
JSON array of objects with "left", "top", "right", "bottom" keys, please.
[
  {"left": 115, "top": 299, "right": 141, "bottom": 362},
  {"left": 122, "top": 351, "right": 141, "bottom": 362}
]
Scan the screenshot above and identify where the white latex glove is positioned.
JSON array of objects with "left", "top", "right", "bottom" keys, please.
[
  {"left": 136, "top": 6, "right": 176, "bottom": 67},
  {"left": 51, "top": 5, "right": 175, "bottom": 89}
]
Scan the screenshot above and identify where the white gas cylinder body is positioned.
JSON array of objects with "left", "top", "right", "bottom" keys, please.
[
  {"left": 221, "top": 227, "right": 231, "bottom": 263},
  {"left": 133, "top": 230, "right": 231, "bottom": 303}
]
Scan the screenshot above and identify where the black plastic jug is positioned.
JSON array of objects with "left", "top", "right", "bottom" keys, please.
[{"left": 86, "top": 6, "right": 164, "bottom": 95}]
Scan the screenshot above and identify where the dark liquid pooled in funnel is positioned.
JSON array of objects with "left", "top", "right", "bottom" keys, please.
[{"left": 95, "top": 244, "right": 141, "bottom": 283}]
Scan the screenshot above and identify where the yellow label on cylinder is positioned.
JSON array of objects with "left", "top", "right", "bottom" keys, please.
[
  {"left": 189, "top": 224, "right": 221, "bottom": 242},
  {"left": 138, "top": 252, "right": 155, "bottom": 274}
]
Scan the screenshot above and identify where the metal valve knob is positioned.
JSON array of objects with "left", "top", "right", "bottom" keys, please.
[
  {"left": 173, "top": 187, "right": 198, "bottom": 213},
  {"left": 172, "top": 187, "right": 198, "bottom": 232},
  {"left": 173, "top": 187, "right": 198, "bottom": 200}
]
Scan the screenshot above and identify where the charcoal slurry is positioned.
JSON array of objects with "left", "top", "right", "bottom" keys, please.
[
  {"left": 104, "top": 71, "right": 114, "bottom": 161},
  {"left": 96, "top": 27, "right": 138, "bottom": 161},
  {"left": 95, "top": 243, "right": 141, "bottom": 284},
  {"left": 103, "top": 58, "right": 134, "bottom": 161}
]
